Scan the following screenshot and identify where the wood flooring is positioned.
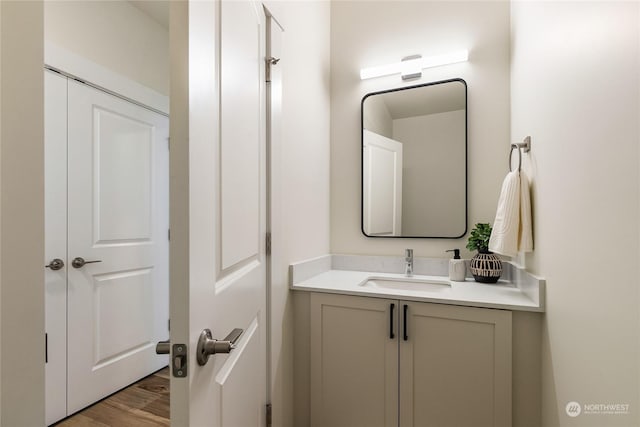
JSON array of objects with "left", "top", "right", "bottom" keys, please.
[{"left": 54, "top": 367, "right": 170, "bottom": 427}]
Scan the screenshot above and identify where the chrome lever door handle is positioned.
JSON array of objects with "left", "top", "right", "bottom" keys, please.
[
  {"left": 45, "top": 258, "right": 65, "bottom": 271},
  {"left": 155, "top": 340, "right": 170, "bottom": 355},
  {"left": 71, "top": 257, "right": 102, "bottom": 268},
  {"left": 196, "top": 328, "right": 243, "bottom": 366}
]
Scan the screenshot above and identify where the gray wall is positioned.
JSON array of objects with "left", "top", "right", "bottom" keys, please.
[{"left": 394, "top": 110, "right": 465, "bottom": 236}]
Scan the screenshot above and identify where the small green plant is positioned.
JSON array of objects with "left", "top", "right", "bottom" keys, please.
[{"left": 466, "top": 223, "right": 492, "bottom": 252}]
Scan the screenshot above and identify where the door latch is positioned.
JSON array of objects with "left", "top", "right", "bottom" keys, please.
[
  {"left": 155, "top": 340, "right": 187, "bottom": 378},
  {"left": 172, "top": 344, "right": 187, "bottom": 378}
]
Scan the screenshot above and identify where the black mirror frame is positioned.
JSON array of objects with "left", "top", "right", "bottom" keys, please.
[{"left": 360, "top": 78, "right": 468, "bottom": 239}]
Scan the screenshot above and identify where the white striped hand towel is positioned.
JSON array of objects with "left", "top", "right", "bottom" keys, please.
[{"left": 489, "top": 171, "right": 520, "bottom": 257}]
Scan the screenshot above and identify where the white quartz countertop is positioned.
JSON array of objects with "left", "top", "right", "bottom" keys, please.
[{"left": 291, "top": 263, "right": 544, "bottom": 312}]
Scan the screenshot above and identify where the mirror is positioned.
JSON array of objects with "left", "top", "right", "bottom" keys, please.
[{"left": 361, "top": 79, "right": 467, "bottom": 238}]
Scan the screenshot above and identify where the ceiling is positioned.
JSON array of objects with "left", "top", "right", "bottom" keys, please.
[{"left": 381, "top": 81, "right": 466, "bottom": 120}]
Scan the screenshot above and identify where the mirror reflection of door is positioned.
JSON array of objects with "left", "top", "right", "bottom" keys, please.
[
  {"left": 362, "top": 79, "right": 467, "bottom": 238},
  {"left": 363, "top": 130, "right": 403, "bottom": 236}
]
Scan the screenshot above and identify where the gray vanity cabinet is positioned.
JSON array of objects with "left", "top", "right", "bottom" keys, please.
[
  {"left": 309, "top": 293, "right": 512, "bottom": 427},
  {"left": 310, "top": 293, "right": 398, "bottom": 427}
]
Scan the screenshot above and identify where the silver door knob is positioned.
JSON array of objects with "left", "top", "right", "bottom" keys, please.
[
  {"left": 155, "top": 340, "right": 170, "bottom": 355},
  {"left": 71, "top": 257, "right": 102, "bottom": 268},
  {"left": 45, "top": 258, "right": 65, "bottom": 271},
  {"left": 196, "top": 328, "right": 243, "bottom": 366}
]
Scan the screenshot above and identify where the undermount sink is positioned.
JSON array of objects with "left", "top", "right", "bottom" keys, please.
[{"left": 361, "top": 276, "right": 451, "bottom": 292}]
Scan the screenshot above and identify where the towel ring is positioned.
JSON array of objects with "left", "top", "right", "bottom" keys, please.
[
  {"left": 509, "top": 144, "right": 522, "bottom": 172},
  {"left": 509, "top": 136, "right": 531, "bottom": 172}
]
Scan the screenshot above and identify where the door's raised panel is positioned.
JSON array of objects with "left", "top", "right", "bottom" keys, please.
[
  {"left": 220, "top": 0, "right": 262, "bottom": 270},
  {"left": 94, "top": 108, "right": 153, "bottom": 244},
  {"left": 368, "top": 146, "right": 396, "bottom": 233},
  {"left": 216, "top": 316, "right": 262, "bottom": 427},
  {"left": 93, "top": 268, "right": 154, "bottom": 366}
]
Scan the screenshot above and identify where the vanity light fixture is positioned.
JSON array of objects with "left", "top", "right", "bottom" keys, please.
[{"left": 360, "top": 50, "right": 469, "bottom": 80}]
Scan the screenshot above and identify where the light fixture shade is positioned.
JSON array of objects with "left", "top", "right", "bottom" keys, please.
[
  {"left": 360, "top": 49, "right": 469, "bottom": 80},
  {"left": 359, "top": 61, "right": 404, "bottom": 80}
]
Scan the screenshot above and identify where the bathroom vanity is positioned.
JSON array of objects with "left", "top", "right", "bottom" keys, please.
[{"left": 291, "top": 254, "right": 544, "bottom": 427}]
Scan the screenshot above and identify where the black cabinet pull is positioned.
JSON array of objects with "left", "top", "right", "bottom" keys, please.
[
  {"left": 390, "top": 303, "right": 395, "bottom": 339},
  {"left": 403, "top": 304, "right": 408, "bottom": 341}
]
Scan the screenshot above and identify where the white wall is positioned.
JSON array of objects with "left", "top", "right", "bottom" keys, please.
[
  {"left": 270, "top": 3, "right": 331, "bottom": 427},
  {"left": 393, "top": 110, "right": 465, "bottom": 236},
  {"left": 331, "top": 1, "right": 510, "bottom": 258},
  {"left": 511, "top": 2, "right": 639, "bottom": 426},
  {"left": 45, "top": 0, "right": 169, "bottom": 95},
  {"left": 0, "top": 1, "right": 45, "bottom": 426}
]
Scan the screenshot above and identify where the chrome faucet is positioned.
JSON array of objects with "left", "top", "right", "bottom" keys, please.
[{"left": 404, "top": 249, "right": 413, "bottom": 277}]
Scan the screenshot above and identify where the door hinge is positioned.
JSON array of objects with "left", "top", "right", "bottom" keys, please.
[
  {"left": 266, "top": 403, "right": 272, "bottom": 427},
  {"left": 45, "top": 333, "right": 48, "bottom": 364},
  {"left": 265, "top": 232, "right": 271, "bottom": 256},
  {"left": 265, "top": 56, "right": 280, "bottom": 83},
  {"left": 168, "top": 229, "right": 170, "bottom": 240},
  {"left": 168, "top": 319, "right": 170, "bottom": 331}
]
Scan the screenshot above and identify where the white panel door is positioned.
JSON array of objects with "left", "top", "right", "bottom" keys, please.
[
  {"left": 44, "top": 70, "right": 68, "bottom": 426},
  {"left": 363, "top": 130, "right": 403, "bottom": 236},
  {"left": 169, "top": 1, "right": 266, "bottom": 426},
  {"left": 66, "top": 79, "right": 170, "bottom": 413}
]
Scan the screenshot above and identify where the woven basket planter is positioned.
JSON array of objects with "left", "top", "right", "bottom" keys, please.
[{"left": 469, "top": 251, "right": 502, "bottom": 283}]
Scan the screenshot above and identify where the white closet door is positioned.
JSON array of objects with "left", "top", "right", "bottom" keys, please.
[
  {"left": 45, "top": 70, "right": 68, "bottom": 426},
  {"left": 66, "top": 80, "right": 169, "bottom": 413}
]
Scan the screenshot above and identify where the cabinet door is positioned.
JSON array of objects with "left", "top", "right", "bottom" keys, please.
[
  {"left": 311, "top": 293, "right": 398, "bottom": 427},
  {"left": 399, "top": 302, "right": 512, "bottom": 427}
]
